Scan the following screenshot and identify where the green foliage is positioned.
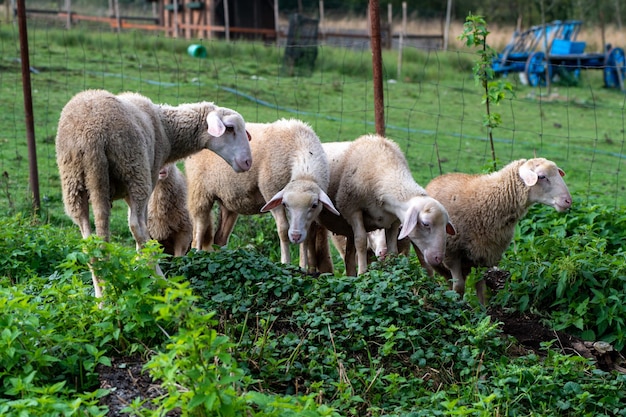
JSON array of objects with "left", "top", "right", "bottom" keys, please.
[
  {"left": 0, "top": 214, "right": 84, "bottom": 283},
  {"left": 163, "top": 249, "right": 509, "bottom": 414},
  {"left": 494, "top": 204, "right": 626, "bottom": 351},
  {"left": 458, "top": 13, "right": 514, "bottom": 170},
  {"left": 1, "top": 211, "right": 626, "bottom": 416}
]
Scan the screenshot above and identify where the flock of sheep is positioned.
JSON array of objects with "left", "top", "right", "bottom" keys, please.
[{"left": 55, "top": 89, "right": 573, "bottom": 304}]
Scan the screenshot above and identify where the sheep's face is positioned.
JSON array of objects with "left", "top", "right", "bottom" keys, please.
[
  {"left": 205, "top": 109, "right": 252, "bottom": 173},
  {"left": 261, "top": 184, "right": 340, "bottom": 245},
  {"left": 521, "top": 159, "right": 572, "bottom": 212},
  {"left": 367, "top": 229, "right": 387, "bottom": 258},
  {"left": 400, "top": 197, "right": 455, "bottom": 267}
]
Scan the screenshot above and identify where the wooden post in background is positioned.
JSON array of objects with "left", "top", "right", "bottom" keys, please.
[
  {"left": 319, "top": 0, "right": 325, "bottom": 40},
  {"left": 443, "top": 0, "right": 452, "bottom": 50},
  {"left": 274, "top": 0, "right": 280, "bottom": 46},
  {"left": 397, "top": 1, "right": 406, "bottom": 80},
  {"left": 16, "top": 0, "right": 40, "bottom": 212},
  {"left": 369, "top": 0, "right": 385, "bottom": 136},
  {"left": 224, "top": 0, "right": 230, "bottom": 41},
  {"left": 65, "top": 0, "right": 71, "bottom": 29}
]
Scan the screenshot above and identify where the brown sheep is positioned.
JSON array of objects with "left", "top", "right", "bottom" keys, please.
[
  {"left": 55, "top": 89, "right": 252, "bottom": 297},
  {"left": 312, "top": 134, "right": 456, "bottom": 276},
  {"left": 185, "top": 118, "right": 339, "bottom": 270},
  {"left": 147, "top": 164, "right": 192, "bottom": 257},
  {"left": 420, "top": 158, "right": 572, "bottom": 304}
]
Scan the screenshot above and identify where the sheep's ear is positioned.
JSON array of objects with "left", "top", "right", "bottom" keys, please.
[
  {"left": 260, "top": 189, "right": 285, "bottom": 212},
  {"left": 518, "top": 163, "right": 538, "bottom": 186},
  {"left": 558, "top": 168, "right": 565, "bottom": 177},
  {"left": 207, "top": 112, "right": 226, "bottom": 137},
  {"left": 446, "top": 222, "right": 456, "bottom": 236},
  {"left": 398, "top": 207, "right": 419, "bottom": 240},
  {"left": 320, "top": 190, "right": 340, "bottom": 216}
]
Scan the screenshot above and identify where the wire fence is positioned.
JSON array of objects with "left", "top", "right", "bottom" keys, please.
[{"left": 1, "top": 12, "right": 625, "bottom": 222}]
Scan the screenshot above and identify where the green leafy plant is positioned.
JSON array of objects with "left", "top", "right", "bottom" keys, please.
[
  {"left": 494, "top": 204, "right": 626, "bottom": 351},
  {"left": 458, "top": 13, "right": 514, "bottom": 170}
]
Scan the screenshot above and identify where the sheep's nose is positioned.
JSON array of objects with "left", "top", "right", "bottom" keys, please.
[
  {"left": 429, "top": 253, "right": 443, "bottom": 265},
  {"left": 290, "top": 232, "right": 302, "bottom": 243},
  {"left": 241, "top": 158, "right": 252, "bottom": 171}
]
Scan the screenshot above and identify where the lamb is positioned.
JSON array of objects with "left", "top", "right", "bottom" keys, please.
[
  {"left": 419, "top": 158, "right": 572, "bottom": 304},
  {"left": 184, "top": 118, "right": 339, "bottom": 269},
  {"left": 147, "top": 163, "right": 193, "bottom": 257},
  {"left": 312, "top": 134, "right": 456, "bottom": 277},
  {"left": 329, "top": 228, "right": 388, "bottom": 264},
  {"left": 55, "top": 89, "right": 252, "bottom": 297}
]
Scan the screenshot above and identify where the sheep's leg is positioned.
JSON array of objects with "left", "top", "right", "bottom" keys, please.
[
  {"left": 126, "top": 203, "right": 150, "bottom": 250},
  {"left": 271, "top": 208, "right": 292, "bottom": 264},
  {"left": 475, "top": 279, "right": 486, "bottom": 305},
  {"left": 173, "top": 232, "right": 190, "bottom": 256},
  {"left": 350, "top": 213, "right": 369, "bottom": 275},
  {"left": 299, "top": 241, "right": 309, "bottom": 270},
  {"left": 126, "top": 197, "right": 165, "bottom": 278},
  {"left": 86, "top": 187, "right": 112, "bottom": 299},
  {"left": 313, "top": 223, "right": 334, "bottom": 274},
  {"left": 448, "top": 260, "right": 465, "bottom": 299},
  {"left": 385, "top": 221, "right": 401, "bottom": 255},
  {"left": 76, "top": 192, "right": 93, "bottom": 239},
  {"left": 192, "top": 216, "right": 212, "bottom": 251},
  {"left": 300, "top": 224, "right": 316, "bottom": 271},
  {"left": 344, "top": 235, "right": 357, "bottom": 276},
  {"left": 214, "top": 205, "right": 239, "bottom": 248}
]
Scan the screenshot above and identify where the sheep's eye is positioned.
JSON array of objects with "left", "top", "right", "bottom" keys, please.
[
  {"left": 225, "top": 126, "right": 235, "bottom": 133},
  {"left": 421, "top": 221, "right": 430, "bottom": 228},
  {"left": 538, "top": 175, "right": 546, "bottom": 180},
  {"left": 312, "top": 203, "right": 319, "bottom": 209}
]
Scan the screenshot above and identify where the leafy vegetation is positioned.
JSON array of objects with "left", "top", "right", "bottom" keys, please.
[
  {"left": 0, "top": 15, "right": 625, "bottom": 417},
  {"left": 495, "top": 204, "right": 626, "bottom": 351},
  {"left": 1, "top": 212, "right": 626, "bottom": 416}
]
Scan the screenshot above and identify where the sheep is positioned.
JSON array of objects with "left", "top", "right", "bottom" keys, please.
[
  {"left": 147, "top": 163, "right": 193, "bottom": 257},
  {"left": 329, "top": 228, "right": 388, "bottom": 264},
  {"left": 184, "top": 118, "right": 339, "bottom": 270},
  {"left": 311, "top": 134, "right": 456, "bottom": 277},
  {"left": 419, "top": 158, "right": 572, "bottom": 304},
  {"left": 55, "top": 89, "right": 253, "bottom": 297}
]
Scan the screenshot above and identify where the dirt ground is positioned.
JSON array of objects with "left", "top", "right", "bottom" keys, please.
[{"left": 97, "top": 270, "right": 626, "bottom": 416}]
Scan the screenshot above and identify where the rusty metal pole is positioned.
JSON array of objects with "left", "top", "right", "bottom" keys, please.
[
  {"left": 16, "top": 0, "right": 40, "bottom": 212},
  {"left": 369, "top": 0, "right": 385, "bottom": 137}
]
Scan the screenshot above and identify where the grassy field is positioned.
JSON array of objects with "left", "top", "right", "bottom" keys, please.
[{"left": 0, "top": 19, "right": 625, "bottom": 239}]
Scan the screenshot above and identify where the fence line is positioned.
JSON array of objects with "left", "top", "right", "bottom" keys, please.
[{"left": 0, "top": 19, "right": 624, "bottom": 221}]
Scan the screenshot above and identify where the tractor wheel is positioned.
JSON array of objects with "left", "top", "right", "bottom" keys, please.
[
  {"left": 603, "top": 47, "right": 626, "bottom": 90},
  {"left": 525, "top": 52, "right": 551, "bottom": 87}
]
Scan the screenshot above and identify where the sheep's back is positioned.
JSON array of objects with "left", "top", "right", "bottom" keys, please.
[
  {"left": 334, "top": 134, "right": 422, "bottom": 212},
  {"left": 56, "top": 89, "right": 158, "bottom": 202},
  {"left": 426, "top": 161, "right": 529, "bottom": 267},
  {"left": 249, "top": 119, "right": 329, "bottom": 198}
]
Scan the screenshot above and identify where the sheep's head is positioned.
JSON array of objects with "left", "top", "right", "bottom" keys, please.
[
  {"left": 521, "top": 158, "right": 572, "bottom": 212},
  {"left": 261, "top": 181, "right": 340, "bottom": 244},
  {"left": 399, "top": 197, "right": 455, "bottom": 266},
  {"left": 205, "top": 107, "right": 252, "bottom": 173}
]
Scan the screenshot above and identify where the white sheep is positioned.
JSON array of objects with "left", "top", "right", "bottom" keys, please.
[
  {"left": 420, "top": 157, "right": 572, "bottom": 304},
  {"left": 184, "top": 118, "right": 339, "bottom": 269},
  {"left": 312, "top": 134, "right": 456, "bottom": 276},
  {"left": 147, "top": 163, "right": 193, "bottom": 257},
  {"left": 55, "top": 89, "right": 252, "bottom": 297},
  {"left": 329, "top": 228, "right": 388, "bottom": 264}
]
